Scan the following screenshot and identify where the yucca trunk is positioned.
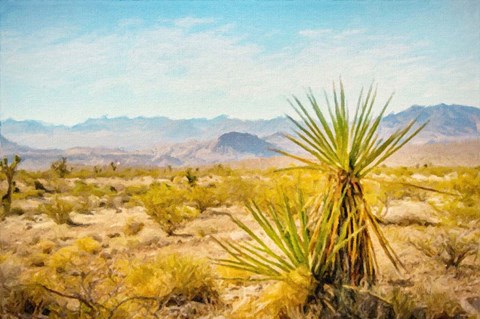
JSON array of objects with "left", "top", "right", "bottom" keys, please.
[{"left": 321, "top": 170, "right": 376, "bottom": 286}]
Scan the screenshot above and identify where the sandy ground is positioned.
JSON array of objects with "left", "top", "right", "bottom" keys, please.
[{"left": 1, "top": 190, "right": 479, "bottom": 317}]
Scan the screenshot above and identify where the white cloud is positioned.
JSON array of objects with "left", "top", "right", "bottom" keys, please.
[
  {"left": 298, "top": 28, "right": 332, "bottom": 38},
  {"left": 174, "top": 17, "right": 215, "bottom": 28},
  {"left": 1, "top": 18, "right": 479, "bottom": 124},
  {"left": 118, "top": 18, "right": 144, "bottom": 28}
]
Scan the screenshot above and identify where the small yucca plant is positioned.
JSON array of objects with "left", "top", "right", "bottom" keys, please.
[
  {"left": 277, "top": 81, "right": 427, "bottom": 286},
  {"left": 214, "top": 192, "right": 361, "bottom": 316},
  {"left": 214, "top": 193, "right": 359, "bottom": 283}
]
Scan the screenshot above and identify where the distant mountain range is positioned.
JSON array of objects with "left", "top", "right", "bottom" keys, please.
[
  {"left": 380, "top": 104, "right": 480, "bottom": 144},
  {"left": 0, "top": 114, "right": 291, "bottom": 150},
  {"left": 1, "top": 104, "right": 479, "bottom": 168}
]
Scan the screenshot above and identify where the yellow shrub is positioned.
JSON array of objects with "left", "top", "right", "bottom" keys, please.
[
  {"left": 232, "top": 265, "right": 316, "bottom": 319},
  {"left": 75, "top": 236, "right": 101, "bottom": 254},
  {"left": 139, "top": 183, "right": 198, "bottom": 235}
]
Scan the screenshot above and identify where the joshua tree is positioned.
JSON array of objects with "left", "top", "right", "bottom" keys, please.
[
  {"left": 110, "top": 161, "right": 118, "bottom": 172},
  {"left": 51, "top": 157, "right": 71, "bottom": 178},
  {"left": 185, "top": 168, "right": 198, "bottom": 187},
  {"left": 1, "top": 155, "right": 21, "bottom": 216},
  {"left": 277, "top": 81, "right": 427, "bottom": 286}
]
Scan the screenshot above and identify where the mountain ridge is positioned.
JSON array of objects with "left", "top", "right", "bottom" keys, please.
[{"left": 1, "top": 104, "right": 479, "bottom": 168}]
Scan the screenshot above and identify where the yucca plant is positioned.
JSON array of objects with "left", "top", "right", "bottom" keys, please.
[
  {"left": 276, "top": 81, "right": 427, "bottom": 286},
  {"left": 214, "top": 191, "right": 362, "bottom": 287}
]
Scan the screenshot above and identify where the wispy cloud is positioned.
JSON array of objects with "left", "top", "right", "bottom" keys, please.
[
  {"left": 298, "top": 28, "right": 332, "bottom": 38},
  {"left": 174, "top": 17, "right": 215, "bottom": 28},
  {"left": 1, "top": 16, "right": 479, "bottom": 124}
]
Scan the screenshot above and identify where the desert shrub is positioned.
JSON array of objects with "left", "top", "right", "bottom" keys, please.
[
  {"left": 38, "top": 196, "right": 77, "bottom": 225},
  {"left": 74, "top": 196, "right": 96, "bottom": 214},
  {"left": 215, "top": 176, "right": 260, "bottom": 205},
  {"left": 12, "top": 188, "right": 44, "bottom": 200},
  {"left": 432, "top": 199, "right": 480, "bottom": 227},
  {"left": 71, "top": 181, "right": 115, "bottom": 197},
  {"left": 15, "top": 243, "right": 220, "bottom": 319},
  {"left": 386, "top": 288, "right": 416, "bottom": 319},
  {"left": 411, "top": 229, "right": 478, "bottom": 269},
  {"left": 139, "top": 183, "right": 199, "bottom": 235},
  {"left": 187, "top": 185, "right": 223, "bottom": 213},
  {"left": 124, "top": 184, "right": 150, "bottom": 197},
  {"left": 125, "top": 254, "right": 219, "bottom": 304}
]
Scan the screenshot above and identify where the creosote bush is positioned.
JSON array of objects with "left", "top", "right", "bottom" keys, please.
[
  {"left": 411, "top": 229, "right": 478, "bottom": 269},
  {"left": 39, "top": 196, "right": 78, "bottom": 226},
  {"left": 139, "top": 183, "right": 199, "bottom": 236}
]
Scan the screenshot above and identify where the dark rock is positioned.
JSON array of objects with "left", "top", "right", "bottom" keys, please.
[
  {"left": 466, "top": 296, "right": 480, "bottom": 312},
  {"left": 410, "top": 307, "right": 427, "bottom": 319},
  {"left": 333, "top": 288, "right": 396, "bottom": 319}
]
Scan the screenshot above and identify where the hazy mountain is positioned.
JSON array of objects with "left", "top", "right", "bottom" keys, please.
[
  {"left": 0, "top": 134, "right": 31, "bottom": 153},
  {"left": 1, "top": 104, "right": 479, "bottom": 168},
  {"left": 380, "top": 104, "right": 480, "bottom": 143},
  {"left": 214, "top": 132, "right": 277, "bottom": 157},
  {"left": 149, "top": 132, "right": 277, "bottom": 167},
  {"left": 1, "top": 115, "right": 292, "bottom": 150}
]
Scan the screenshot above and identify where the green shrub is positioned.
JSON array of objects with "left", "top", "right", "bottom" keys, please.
[{"left": 71, "top": 180, "right": 115, "bottom": 197}]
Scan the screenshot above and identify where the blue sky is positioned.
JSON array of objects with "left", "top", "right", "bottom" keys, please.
[{"left": 1, "top": 0, "right": 479, "bottom": 125}]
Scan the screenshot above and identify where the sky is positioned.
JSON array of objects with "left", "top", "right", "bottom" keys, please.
[{"left": 0, "top": 0, "right": 479, "bottom": 125}]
